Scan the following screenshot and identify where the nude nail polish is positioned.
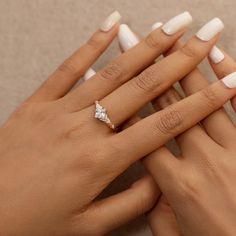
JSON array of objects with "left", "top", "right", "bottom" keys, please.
[
  {"left": 222, "top": 72, "right": 236, "bottom": 88},
  {"left": 209, "top": 46, "right": 225, "bottom": 64},
  {"left": 151, "top": 22, "right": 163, "bottom": 31},
  {"left": 162, "top": 11, "right": 192, "bottom": 35},
  {"left": 196, "top": 18, "right": 224, "bottom": 41},
  {"left": 100, "top": 11, "right": 121, "bottom": 32},
  {"left": 118, "top": 24, "right": 139, "bottom": 51},
  {"left": 84, "top": 68, "right": 96, "bottom": 81}
]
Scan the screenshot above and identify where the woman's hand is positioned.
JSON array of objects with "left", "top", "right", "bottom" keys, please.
[
  {"left": 0, "top": 12, "right": 161, "bottom": 236},
  {"left": 146, "top": 44, "right": 236, "bottom": 236},
  {"left": 0, "top": 10, "right": 232, "bottom": 235}
]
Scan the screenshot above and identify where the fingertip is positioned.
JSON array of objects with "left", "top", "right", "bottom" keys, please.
[
  {"left": 209, "top": 45, "right": 225, "bottom": 64},
  {"left": 208, "top": 47, "right": 236, "bottom": 79}
]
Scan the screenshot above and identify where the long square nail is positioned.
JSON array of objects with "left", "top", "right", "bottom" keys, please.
[
  {"left": 100, "top": 11, "right": 121, "bottom": 32},
  {"left": 162, "top": 11, "right": 193, "bottom": 35},
  {"left": 196, "top": 18, "right": 224, "bottom": 41}
]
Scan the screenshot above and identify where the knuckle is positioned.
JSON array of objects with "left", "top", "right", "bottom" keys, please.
[
  {"left": 57, "top": 58, "right": 78, "bottom": 76},
  {"left": 99, "top": 61, "right": 123, "bottom": 82},
  {"left": 135, "top": 190, "right": 155, "bottom": 215},
  {"left": 145, "top": 32, "right": 163, "bottom": 50},
  {"left": 180, "top": 45, "right": 199, "bottom": 59},
  {"left": 155, "top": 106, "right": 183, "bottom": 135},
  {"left": 41, "top": 75, "right": 61, "bottom": 95},
  {"left": 200, "top": 87, "right": 218, "bottom": 110},
  {"left": 134, "top": 67, "right": 161, "bottom": 93},
  {"left": 87, "top": 33, "right": 104, "bottom": 50}
]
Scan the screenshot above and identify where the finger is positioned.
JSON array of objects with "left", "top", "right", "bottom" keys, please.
[
  {"left": 82, "top": 24, "right": 140, "bottom": 104},
  {"left": 153, "top": 87, "right": 183, "bottom": 110},
  {"left": 113, "top": 72, "right": 236, "bottom": 167},
  {"left": 148, "top": 195, "right": 182, "bottom": 236},
  {"left": 153, "top": 87, "right": 218, "bottom": 153},
  {"left": 61, "top": 12, "right": 192, "bottom": 111},
  {"left": 165, "top": 41, "right": 236, "bottom": 147},
  {"left": 181, "top": 70, "right": 236, "bottom": 147},
  {"left": 208, "top": 46, "right": 236, "bottom": 112},
  {"left": 27, "top": 12, "right": 120, "bottom": 103},
  {"left": 99, "top": 18, "right": 223, "bottom": 128},
  {"left": 142, "top": 148, "right": 182, "bottom": 236},
  {"left": 121, "top": 115, "right": 141, "bottom": 130},
  {"left": 84, "top": 175, "right": 159, "bottom": 235}
]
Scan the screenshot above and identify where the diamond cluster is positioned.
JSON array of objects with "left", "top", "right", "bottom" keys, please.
[{"left": 95, "top": 101, "right": 111, "bottom": 123}]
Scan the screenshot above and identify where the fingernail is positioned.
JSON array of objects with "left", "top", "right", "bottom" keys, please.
[
  {"left": 209, "top": 46, "right": 225, "bottom": 64},
  {"left": 222, "top": 72, "right": 236, "bottom": 88},
  {"left": 151, "top": 22, "right": 163, "bottom": 31},
  {"left": 100, "top": 11, "right": 121, "bottom": 32},
  {"left": 118, "top": 24, "right": 140, "bottom": 51},
  {"left": 196, "top": 18, "right": 224, "bottom": 41},
  {"left": 84, "top": 68, "right": 96, "bottom": 81},
  {"left": 162, "top": 11, "right": 192, "bottom": 35}
]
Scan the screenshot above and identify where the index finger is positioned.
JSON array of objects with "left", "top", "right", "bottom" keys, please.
[{"left": 62, "top": 12, "right": 192, "bottom": 111}]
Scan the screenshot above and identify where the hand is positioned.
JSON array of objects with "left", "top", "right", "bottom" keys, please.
[
  {"left": 0, "top": 11, "right": 231, "bottom": 235},
  {"left": 146, "top": 45, "right": 236, "bottom": 235},
  {"left": 0, "top": 12, "right": 161, "bottom": 236}
]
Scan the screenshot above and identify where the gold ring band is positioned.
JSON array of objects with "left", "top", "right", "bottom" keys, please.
[{"left": 94, "top": 101, "right": 116, "bottom": 131}]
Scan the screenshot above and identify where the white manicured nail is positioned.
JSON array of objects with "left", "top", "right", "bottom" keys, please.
[
  {"left": 84, "top": 68, "right": 96, "bottom": 81},
  {"left": 100, "top": 11, "right": 121, "bottom": 32},
  {"left": 162, "top": 11, "right": 192, "bottom": 35},
  {"left": 222, "top": 72, "right": 236, "bottom": 88},
  {"left": 118, "top": 24, "right": 139, "bottom": 51},
  {"left": 196, "top": 18, "right": 224, "bottom": 41},
  {"left": 151, "top": 22, "right": 163, "bottom": 31},
  {"left": 209, "top": 46, "right": 225, "bottom": 64}
]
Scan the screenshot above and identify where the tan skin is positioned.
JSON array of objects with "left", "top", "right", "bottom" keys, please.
[
  {"left": 1, "top": 18, "right": 236, "bottom": 235},
  {"left": 147, "top": 49, "right": 236, "bottom": 236}
]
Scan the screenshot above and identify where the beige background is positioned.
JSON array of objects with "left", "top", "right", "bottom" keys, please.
[{"left": 0, "top": 0, "right": 236, "bottom": 235}]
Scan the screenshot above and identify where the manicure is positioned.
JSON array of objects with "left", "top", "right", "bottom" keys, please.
[
  {"left": 118, "top": 24, "right": 140, "bottom": 51},
  {"left": 196, "top": 18, "right": 224, "bottom": 41},
  {"left": 151, "top": 22, "right": 163, "bottom": 31},
  {"left": 209, "top": 46, "right": 225, "bottom": 64},
  {"left": 84, "top": 68, "right": 96, "bottom": 81},
  {"left": 162, "top": 11, "right": 192, "bottom": 35},
  {"left": 100, "top": 11, "right": 121, "bottom": 32},
  {"left": 222, "top": 72, "right": 236, "bottom": 88}
]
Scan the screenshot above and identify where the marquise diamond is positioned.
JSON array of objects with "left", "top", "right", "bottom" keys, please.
[{"left": 95, "top": 101, "right": 109, "bottom": 123}]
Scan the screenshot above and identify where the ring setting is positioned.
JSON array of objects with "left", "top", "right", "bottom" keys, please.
[{"left": 95, "top": 101, "right": 116, "bottom": 130}]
